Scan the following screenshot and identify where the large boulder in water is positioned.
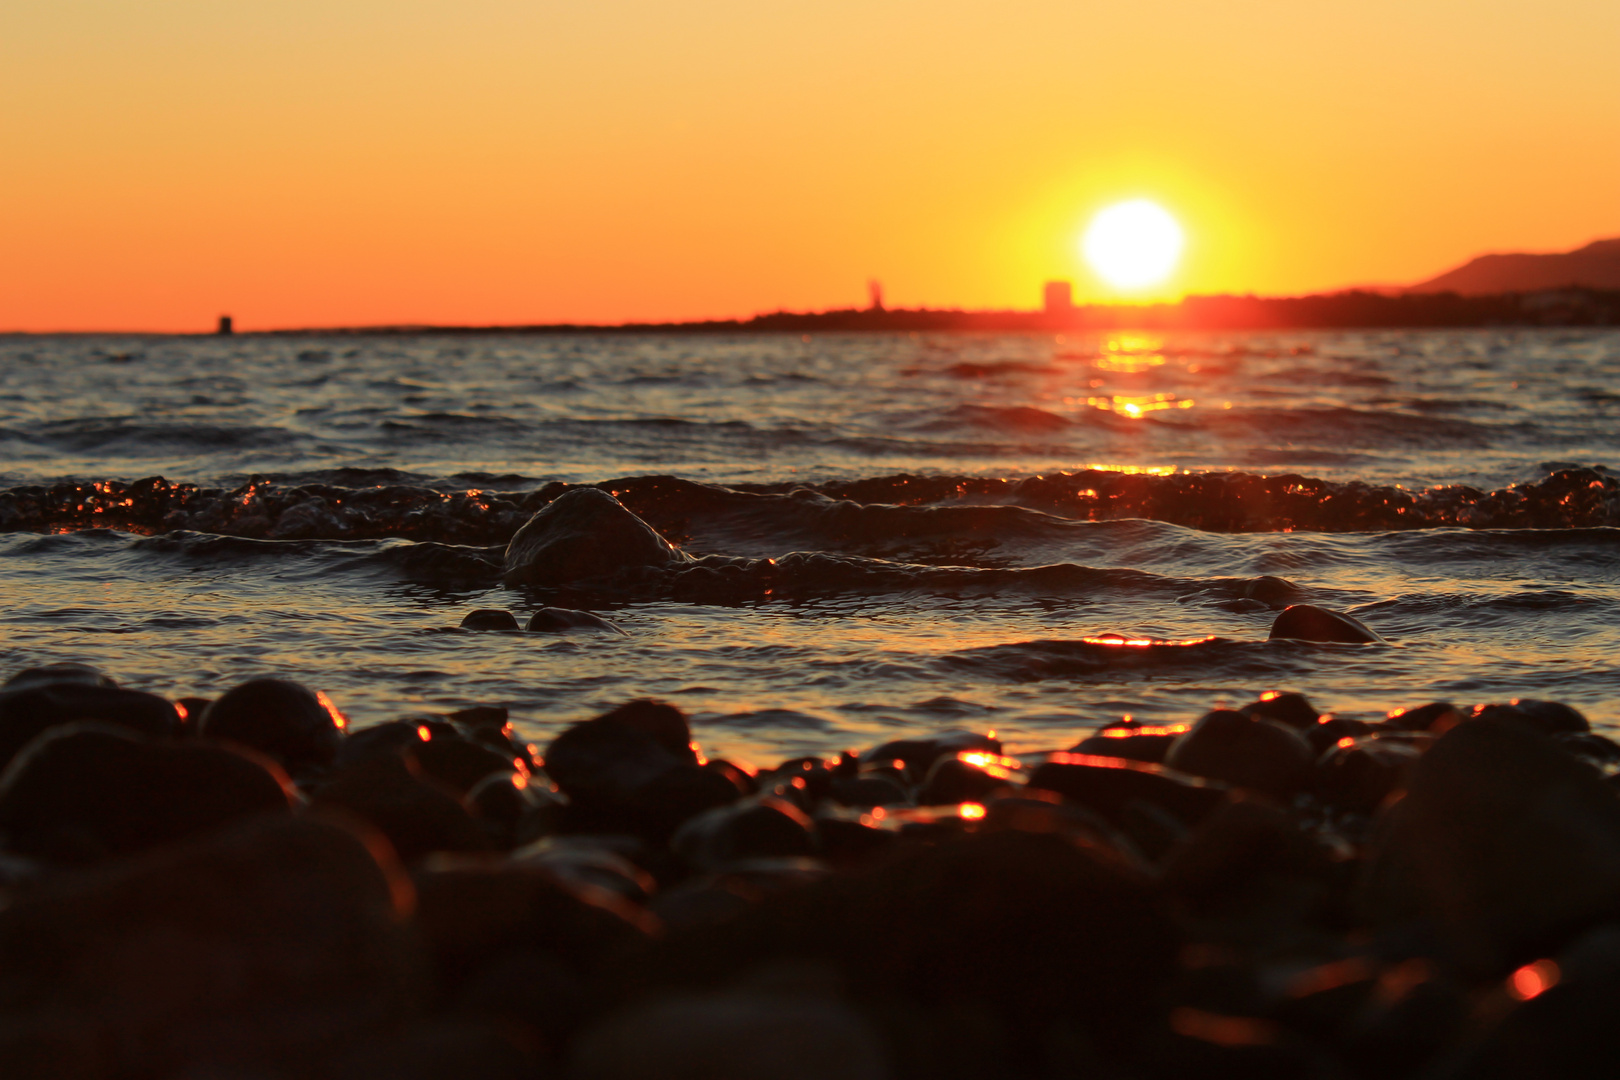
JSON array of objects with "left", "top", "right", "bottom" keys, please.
[{"left": 503, "top": 487, "right": 692, "bottom": 586}]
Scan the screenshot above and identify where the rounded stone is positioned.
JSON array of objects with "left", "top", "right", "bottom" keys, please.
[
  {"left": 1164, "top": 709, "right": 1316, "bottom": 798},
  {"left": 459, "top": 609, "right": 520, "bottom": 631},
  {"left": 199, "top": 678, "right": 344, "bottom": 779},
  {"left": 1268, "top": 604, "right": 1385, "bottom": 644}
]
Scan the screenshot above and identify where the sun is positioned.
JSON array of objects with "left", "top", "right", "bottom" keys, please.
[{"left": 1081, "top": 200, "right": 1184, "bottom": 290}]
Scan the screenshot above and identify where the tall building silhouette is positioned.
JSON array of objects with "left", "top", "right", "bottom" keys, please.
[{"left": 1043, "top": 281, "right": 1073, "bottom": 315}]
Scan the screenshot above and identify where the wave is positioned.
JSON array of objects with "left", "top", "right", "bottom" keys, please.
[{"left": 1, "top": 468, "right": 1615, "bottom": 550}]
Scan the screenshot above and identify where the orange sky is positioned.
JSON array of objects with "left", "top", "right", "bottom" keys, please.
[{"left": 3, "top": 0, "right": 1617, "bottom": 331}]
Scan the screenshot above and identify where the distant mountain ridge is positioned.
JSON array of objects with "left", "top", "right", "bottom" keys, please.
[{"left": 1407, "top": 238, "right": 1620, "bottom": 295}]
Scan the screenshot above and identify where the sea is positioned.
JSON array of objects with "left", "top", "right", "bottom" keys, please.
[{"left": 2, "top": 328, "right": 1617, "bottom": 765}]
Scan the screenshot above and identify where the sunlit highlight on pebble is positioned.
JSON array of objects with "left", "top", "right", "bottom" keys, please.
[{"left": 1508, "top": 959, "right": 1560, "bottom": 1001}]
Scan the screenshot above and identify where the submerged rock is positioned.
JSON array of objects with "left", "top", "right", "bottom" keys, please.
[
  {"left": 527, "top": 606, "right": 627, "bottom": 634},
  {"left": 459, "top": 608, "right": 520, "bottom": 631},
  {"left": 502, "top": 487, "right": 693, "bottom": 586},
  {"left": 1268, "top": 604, "right": 1385, "bottom": 644}
]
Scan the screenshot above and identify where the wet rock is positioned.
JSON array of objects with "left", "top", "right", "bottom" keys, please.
[
  {"left": 527, "top": 607, "right": 627, "bottom": 634},
  {"left": 759, "top": 757, "right": 837, "bottom": 807},
  {"left": 1470, "top": 698, "right": 1590, "bottom": 736},
  {"left": 335, "top": 718, "right": 427, "bottom": 767},
  {"left": 1161, "top": 800, "right": 1348, "bottom": 941},
  {"left": 313, "top": 752, "right": 492, "bottom": 863},
  {"left": 3, "top": 661, "right": 115, "bottom": 689},
  {"left": 916, "top": 752, "right": 1020, "bottom": 805},
  {"left": 1315, "top": 737, "right": 1422, "bottom": 814},
  {"left": 467, "top": 771, "right": 558, "bottom": 849},
  {"left": 175, "top": 695, "right": 212, "bottom": 735},
  {"left": 810, "top": 808, "right": 897, "bottom": 867},
  {"left": 1268, "top": 604, "right": 1385, "bottom": 644},
  {"left": 1165, "top": 709, "right": 1316, "bottom": 798},
  {"left": 199, "top": 677, "right": 344, "bottom": 779},
  {"left": 1069, "top": 719, "right": 1190, "bottom": 764},
  {"left": 0, "top": 815, "right": 418, "bottom": 1079},
  {"left": 671, "top": 796, "right": 817, "bottom": 873},
  {"left": 409, "top": 723, "right": 521, "bottom": 796},
  {"left": 412, "top": 860, "right": 656, "bottom": 996},
  {"left": 451, "top": 950, "right": 587, "bottom": 1061},
  {"left": 512, "top": 835, "right": 658, "bottom": 902},
  {"left": 1363, "top": 716, "right": 1620, "bottom": 976},
  {"left": 1306, "top": 716, "right": 1379, "bottom": 756},
  {"left": 1240, "top": 691, "right": 1321, "bottom": 730},
  {"left": 1556, "top": 732, "right": 1620, "bottom": 770},
  {"left": 502, "top": 487, "right": 693, "bottom": 586},
  {"left": 828, "top": 772, "right": 909, "bottom": 809},
  {"left": 460, "top": 608, "right": 520, "bottom": 631},
  {"left": 619, "top": 831, "right": 1180, "bottom": 1075},
  {"left": 318, "top": 1019, "right": 543, "bottom": 1080},
  {"left": 1244, "top": 574, "right": 1304, "bottom": 607},
  {"left": 572, "top": 987, "right": 888, "bottom": 1080},
  {"left": 0, "top": 723, "right": 293, "bottom": 865},
  {"left": 861, "top": 730, "right": 1000, "bottom": 782},
  {"left": 0, "top": 681, "right": 181, "bottom": 772},
  {"left": 1383, "top": 701, "right": 1461, "bottom": 732},
  {"left": 1027, "top": 753, "right": 1229, "bottom": 829},
  {"left": 544, "top": 701, "right": 735, "bottom": 840}
]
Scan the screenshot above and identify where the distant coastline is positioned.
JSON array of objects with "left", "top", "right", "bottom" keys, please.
[{"left": 259, "top": 287, "right": 1619, "bottom": 336}]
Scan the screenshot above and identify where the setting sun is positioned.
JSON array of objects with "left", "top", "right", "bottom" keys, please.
[{"left": 1081, "top": 200, "right": 1185, "bottom": 291}]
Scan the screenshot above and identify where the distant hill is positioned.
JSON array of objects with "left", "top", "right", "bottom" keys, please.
[{"left": 1407, "top": 238, "right": 1620, "bottom": 295}]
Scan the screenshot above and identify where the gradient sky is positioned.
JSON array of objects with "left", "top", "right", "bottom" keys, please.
[{"left": 3, "top": 0, "right": 1617, "bottom": 330}]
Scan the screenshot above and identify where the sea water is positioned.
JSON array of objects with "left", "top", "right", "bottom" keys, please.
[{"left": 1, "top": 329, "right": 1617, "bottom": 763}]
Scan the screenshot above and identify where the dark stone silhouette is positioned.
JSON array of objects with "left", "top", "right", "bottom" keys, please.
[
  {"left": 1268, "top": 604, "right": 1385, "bottom": 644},
  {"left": 200, "top": 677, "right": 344, "bottom": 779}
]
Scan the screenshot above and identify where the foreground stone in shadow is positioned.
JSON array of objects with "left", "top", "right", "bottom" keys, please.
[
  {"left": 0, "top": 723, "right": 292, "bottom": 865},
  {"left": 502, "top": 487, "right": 693, "bottom": 586},
  {"left": 615, "top": 831, "right": 1180, "bottom": 1077},
  {"left": 200, "top": 677, "right": 344, "bottom": 779},
  {"left": 574, "top": 988, "right": 889, "bottom": 1080},
  {"left": 1268, "top": 604, "right": 1385, "bottom": 644},
  {"left": 0, "top": 681, "right": 181, "bottom": 773},
  {"left": 1363, "top": 716, "right": 1620, "bottom": 976},
  {"left": 1165, "top": 709, "right": 1316, "bottom": 798},
  {"left": 0, "top": 815, "right": 419, "bottom": 1079}
]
